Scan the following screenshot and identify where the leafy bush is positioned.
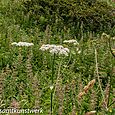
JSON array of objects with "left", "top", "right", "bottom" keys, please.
[{"left": 23, "top": 0, "right": 115, "bottom": 34}]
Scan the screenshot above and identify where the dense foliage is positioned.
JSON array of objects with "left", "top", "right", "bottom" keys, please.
[{"left": 23, "top": 0, "right": 115, "bottom": 34}]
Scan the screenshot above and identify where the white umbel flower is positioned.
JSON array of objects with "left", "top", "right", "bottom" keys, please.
[
  {"left": 49, "top": 49, "right": 58, "bottom": 54},
  {"left": 39, "top": 44, "right": 51, "bottom": 51},
  {"left": 59, "top": 49, "right": 69, "bottom": 56},
  {"left": 40, "top": 44, "right": 69, "bottom": 56},
  {"left": 63, "top": 39, "right": 79, "bottom": 45},
  {"left": 11, "top": 42, "right": 34, "bottom": 47},
  {"left": 64, "top": 48, "right": 70, "bottom": 53},
  {"left": 11, "top": 42, "right": 17, "bottom": 45},
  {"left": 56, "top": 45, "right": 64, "bottom": 49}
]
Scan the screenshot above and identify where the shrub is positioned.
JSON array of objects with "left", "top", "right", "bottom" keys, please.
[{"left": 22, "top": 0, "right": 115, "bottom": 34}]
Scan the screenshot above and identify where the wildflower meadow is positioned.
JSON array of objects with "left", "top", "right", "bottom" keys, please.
[{"left": 0, "top": 0, "right": 115, "bottom": 115}]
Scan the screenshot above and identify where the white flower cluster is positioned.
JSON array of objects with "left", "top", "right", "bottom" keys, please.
[
  {"left": 63, "top": 39, "right": 79, "bottom": 45},
  {"left": 11, "top": 42, "right": 34, "bottom": 47},
  {"left": 40, "top": 44, "right": 69, "bottom": 56}
]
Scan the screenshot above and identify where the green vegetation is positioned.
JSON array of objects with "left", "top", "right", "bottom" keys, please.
[
  {"left": 23, "top": 0, "right": 115, "bottom": 36},
  {"left": 0, "top": 0, "right": 115, "bottom": 115}
]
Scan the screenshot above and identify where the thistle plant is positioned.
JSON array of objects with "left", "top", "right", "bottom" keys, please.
[{"left": 40, "top": 44, "right": 69, "bottom": 114}]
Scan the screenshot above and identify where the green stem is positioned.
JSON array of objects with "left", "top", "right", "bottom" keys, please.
[
  {"left": 95, "top": 48, "right": 105, "bottom": 99},
  {"left": 107, "top": 56, "right": 113, "bottom": 108},
  {"left": 51, "top": 54, "right": 55, "bottom": 84},
  {"left": 53, "top": 57, "right": 63, "bottom": 101},
  {"left": 51, "top": 91, "right": 53, "bottom": 115},
  {"left": 107, "top": 38, "right": 114, "bottom": 107},
  {"left": 50, "top": 54, "right": 55, "bottom": 114}
]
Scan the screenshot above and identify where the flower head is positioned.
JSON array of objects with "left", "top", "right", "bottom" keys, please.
[
  {"left": 11, "top": 42, "right": 17, "bottom": 45},
  {"left": 39, "top": 44, "right": 50, "bottom": 51},
  {"left": 11, "top": 42, "right": 34, "bottom": 47},
  {"left": 40, "top": 44, "right": 69, "bottom": 56},
  {"left": 63, "top": 39, "right": 79, "bottom": 45},
  {"left": 59, "top": 49, "right": 69, "bottom": 56},
  {"left": 64, "top": 48, "right": 70, "bottom": 53},
  {"left": 49, "top": 49, "right": 58, "bottom": 54}
]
